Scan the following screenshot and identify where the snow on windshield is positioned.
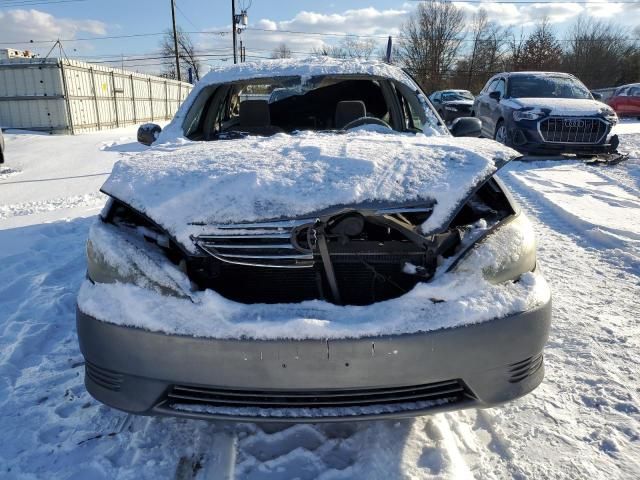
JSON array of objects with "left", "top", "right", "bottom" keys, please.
[{"left": 508, "top": 75, "right": 591, "bottom": 99}]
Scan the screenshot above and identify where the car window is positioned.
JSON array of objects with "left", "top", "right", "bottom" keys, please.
[
  {"left": 442, "top": 91, "right": 473, "bottom": 101},
  {"left": 630, "top": 87, "right": 640, "bottom": 97},
  {"left": 432, "top": 92, "right": 441, "bottom": 102},
  {"left": 486, "top": 80, "right": 499, "bottom": 93},
  {"left": 494, "top": 80, "right": 506, "bottom": 96},
  {"left": 507, "top": 75, "right": 591, "bottom": 99},
  {"left": 481, "top": 79, "right": 495, "bottom": 93}
]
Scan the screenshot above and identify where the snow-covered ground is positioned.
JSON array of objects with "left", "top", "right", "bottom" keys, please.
[{"left": 1, "top": 122, "right": 639, "bottom": 479}]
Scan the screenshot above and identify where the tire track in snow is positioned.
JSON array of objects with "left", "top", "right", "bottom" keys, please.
[
  {"left": 490, "top": 165, "right": 640, "bottom": 479},
  {"left": 0, "top": 192, "right": 106, "bottom": 220}
]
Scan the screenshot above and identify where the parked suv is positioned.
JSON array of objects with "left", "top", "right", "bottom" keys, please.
[
  {"left": 607, "top": 83, "right": 640, "bottom": 119},
  {"left": 473, "top": 72, "right": 619, "bottom": 155},
  {"left": 429, "top": 89, "right": 474, "bottom": 123},
  {"left": 77, "top": 58, "right": 550, "bottom": 423}
]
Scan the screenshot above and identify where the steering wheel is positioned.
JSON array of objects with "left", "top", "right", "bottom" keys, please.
[{"left": 341, "top": 116, "right": 392, "bottom": 131}]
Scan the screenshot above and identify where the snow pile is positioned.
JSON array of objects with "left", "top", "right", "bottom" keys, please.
[
  {"left": 77, "top": 218, "right": 549, "bottom": 340},
  {"left": 101, "top": 131, "right": 519, "bottom": 249}
]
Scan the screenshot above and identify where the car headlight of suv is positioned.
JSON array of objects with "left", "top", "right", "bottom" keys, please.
[
  {"left": 452, "top": 213, "right": 537, "bottom": 284},
  {"left": 445, "top": 105, "right": 458, "bottom": 112},
  {"left": 513, "top": 110, "right": 545, "bottom": 122},
  {"left": 599, "top": 107, "right": 618, "bottom": 125}
]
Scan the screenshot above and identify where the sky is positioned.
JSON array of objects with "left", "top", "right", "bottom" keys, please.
[{"left": 0, "top": 0, "right": 638, "bottom": 75}]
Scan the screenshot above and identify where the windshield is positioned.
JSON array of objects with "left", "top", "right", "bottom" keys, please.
[
  {"left": 183, "top": 74, "right": 441, "bottom": 140},
  {"left": 507, "top": 76, "right": 591, "bottom": 99},
  {"left": 442, "top": 91, "right": 473, "bottom": 102}
]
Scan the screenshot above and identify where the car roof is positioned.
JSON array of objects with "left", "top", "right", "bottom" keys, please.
[{"left": 495, "top": 71, "right": 576, "bottom": 78}]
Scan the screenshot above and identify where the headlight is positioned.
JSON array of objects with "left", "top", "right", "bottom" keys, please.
[
  {"left": 600, "top": 107, "right": 618, "bottom": 125},
  {"left": 452, "top": 213, "right": 537, "bottom": 284},
  {"left": 445, "top": 105, "right": 458, "bottom": 112},
  {"left": 87, "top": 220, "right": 191, "bottom": 298},
  {"left": 513, "top": 110, "right": 544, "bottom": 122}
]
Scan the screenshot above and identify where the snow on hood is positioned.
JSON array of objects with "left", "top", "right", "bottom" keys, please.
[
  {"left": 157, "top": 57, "right": 429, "bottom": 143},
  {"left": 442, "top": 99, "right": 474, "bottom": 106},
  {"left": 502, "top": 97, "right": 611, "bottom": 116},
  {"left": 101, "top": 131, "right": 519, "bottom": 250}
]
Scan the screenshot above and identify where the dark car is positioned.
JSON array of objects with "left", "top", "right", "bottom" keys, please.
[
  {"left": 0, "top": 129, "right": 4, "bottom": 164},
  {"left": 429, "top": 89, "right": 474, "bottom": 123},
  {"left": 473, "top": 72, "right": 619, "bottom": 155},
  {"left": 608, "top": 83, "right": 640, "bottom": 119}
]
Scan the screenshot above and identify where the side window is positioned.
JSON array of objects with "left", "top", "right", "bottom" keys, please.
[
  {"left": 483, "top": 79, "right": 496, "bottom": 93},
  {"left": 486, "top": 80, "right": 498, "bottom": 93},
  {"left": 630, "top": 87, "right": 640, "bottom": 97},
  {"left": 432, "top": 92, "right": 441, "bottom": 102},
  {"left": 495, "top": 79, "right": 506, "bottom": 97},
  {"left": 619, "top": 87, "right": 629, "bottom": 97}
]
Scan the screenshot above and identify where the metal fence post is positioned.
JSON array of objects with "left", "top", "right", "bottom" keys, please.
[
  {"left": 164, "top": 80, "right": 168, "bottom": 119},
  {"left": 59, "top": 59, "right": 75, "bottom": 134},
  {"left": 130, "top": 74, "right": 137, "bottom": 124},
  {"left": 89, "top": 67, "right": 101, "bottom": 130},
  {"left": 111, "top": 71, "right": 119, "bottom": 128},
  {"left": 148, "top": 78, "right": 154, "bottom": 122}
]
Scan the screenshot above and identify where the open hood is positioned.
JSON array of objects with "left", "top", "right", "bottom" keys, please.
[{"left": 101, "top": 131, "right": 520, "bottom": 250}]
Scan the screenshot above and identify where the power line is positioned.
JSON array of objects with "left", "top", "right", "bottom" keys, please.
[
  {"left": 0, "top": 0, "right": 87, "bottom": 6},
  {"left": 0, "top": 29, "right": 228, "bottom": 45},
  {"left": 408, "top": 0, "right": 639, "bottom": 3}
]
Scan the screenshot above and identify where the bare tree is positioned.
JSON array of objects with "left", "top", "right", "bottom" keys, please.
[
  {"left": 312, "top": 36, "right": 378, "bottom": 60},
  {"left": 271, "top": 43, "right": 292, "bottom": 59},
  {"left": 563, "top": 16, "right": 635, "bottom": 88},
  {"left": 398, "top": 0, "right": 465, "bottom": 92},
  {"left": 160, "top": 27, "right": 201, "bottom": 81},
  {"left": 458, "top": 9, "right": 509, "bottom": 91},
  {"left": 518, "top": 17, "right": 563, "bottom": 71}
]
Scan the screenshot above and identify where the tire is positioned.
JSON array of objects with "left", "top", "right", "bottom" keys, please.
[{"left": 494, "top": 121, "right": 508, "bottom": 145}]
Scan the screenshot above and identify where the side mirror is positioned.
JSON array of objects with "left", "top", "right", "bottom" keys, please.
[
  {"left": 449, "top": 117, "right": 482, "bottom": 138},
  {"left": 592, "top": 92, "right": 603, "bottom": 101},
  {"left": 489, "top": 91, "right": 501, "bottom": 101},
  {"left": 137, "top": 123, "right": 162, "bottom": 146}
]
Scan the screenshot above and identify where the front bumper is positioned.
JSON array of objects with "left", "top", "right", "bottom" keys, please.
[
  {"left": 507, "top": 118, "right": 617, "bottom": 156},
  {"left": 77, "top": 297, "right": 551, "bottom": 423}
]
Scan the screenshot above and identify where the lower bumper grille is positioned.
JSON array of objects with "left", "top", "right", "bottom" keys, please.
[
  {"left": 166, "top": 379, "right": 471, "bottom": 409},
  {"left": 85, "top": 361, "right": 123, "bottom": 391},
  {"left": 539, "top": 117, "right": 608, "bottom": 144},
  {"left": 509, "top": 353, "right": 543, "bottom": 383}
]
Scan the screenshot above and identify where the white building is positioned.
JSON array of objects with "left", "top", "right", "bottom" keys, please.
[{"left": 0, "top": 48, "right": 36, "bottom": 60}]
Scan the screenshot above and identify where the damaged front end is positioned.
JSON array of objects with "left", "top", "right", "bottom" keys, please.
[{"left": 187, "top": 178, "right": 517, "bottom": 306}]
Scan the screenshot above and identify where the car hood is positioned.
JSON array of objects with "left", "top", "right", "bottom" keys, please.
[
  {"left": 503, "top": 97, "right": 608, "bottom": 116},
  {"left": 101, "top": 131, "right": 519, "bottom": 251},
  {"left": 443, "top": 99, "right": 474, "bottom": 107}
]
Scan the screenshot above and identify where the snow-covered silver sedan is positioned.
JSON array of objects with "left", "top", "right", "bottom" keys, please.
[{"left": 77, "top": 58, "right": 551, "bottom": 422}]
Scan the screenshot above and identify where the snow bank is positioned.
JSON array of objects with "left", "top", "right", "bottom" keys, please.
[
  {"left": 77, "top": 219, "right": 549, "bottom": 340},
  {"left": 101, "top": 131, "right": 519, "bottom": 249}
]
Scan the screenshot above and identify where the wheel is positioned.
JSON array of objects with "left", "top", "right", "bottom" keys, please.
[{"left": 494, "top": 121, "right": 508, "bottom": 145}]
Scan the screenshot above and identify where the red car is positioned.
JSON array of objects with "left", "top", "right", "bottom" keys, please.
[{"left": 608, "top": 83, "right": 640, "bottom": 118}]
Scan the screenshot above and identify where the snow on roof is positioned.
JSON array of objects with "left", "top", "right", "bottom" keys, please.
[{"left": 101, "top": 130, "right": 519, "bottom": 250}]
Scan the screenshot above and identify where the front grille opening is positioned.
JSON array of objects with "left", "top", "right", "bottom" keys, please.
[
  {"left": 165, "top": 379, "right": 473, "bottom": 410},
  {"left": 539, "top": 117, "right": 608, "bottom": 144}
]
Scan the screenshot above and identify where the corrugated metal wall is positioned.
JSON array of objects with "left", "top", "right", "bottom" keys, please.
[{"left": 0, "top": 58, "right": 192, "bottom": 134}]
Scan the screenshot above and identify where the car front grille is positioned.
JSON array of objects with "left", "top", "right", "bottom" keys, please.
[
  {"left": 538, "top": 117, "right": 608, "bottom": 144},
  {"left": 165, "top": 379, "right": 471, "bottom": 409},
  {"left": 194, "top": 218, "right": 315, "bottom": 269}
]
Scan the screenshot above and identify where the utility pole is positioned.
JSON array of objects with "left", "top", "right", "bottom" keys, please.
[
  {"left": 170, "top": 0, "right": 181, "bottom": 80},
  {"left": 232, "top": 0, "right": 238, "bottom": 64}
]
